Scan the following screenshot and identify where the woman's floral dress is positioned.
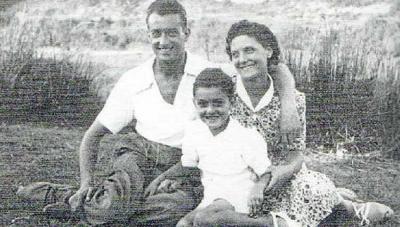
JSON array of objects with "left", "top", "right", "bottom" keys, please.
[{"left": 231, "top": 88, "right": 341, "bottom": 227}]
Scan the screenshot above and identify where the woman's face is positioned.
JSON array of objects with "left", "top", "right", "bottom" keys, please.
[{"left": 230, "top": 35, "right": 272, "bottom": 80}]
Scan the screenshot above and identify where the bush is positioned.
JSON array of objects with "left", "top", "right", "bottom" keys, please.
[{"left": 283, "top": 26, "right": 400, "bottom": 157}]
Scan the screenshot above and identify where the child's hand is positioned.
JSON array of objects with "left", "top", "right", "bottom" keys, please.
[
  {"left": 144, "top": 175, "right": 165, "bottom": 197},
  {"left": 69, "top": 186, "right": 95, "bottom": 212},
  {"left": 248, "top": 183, "right": 265, "bottom": 215}
]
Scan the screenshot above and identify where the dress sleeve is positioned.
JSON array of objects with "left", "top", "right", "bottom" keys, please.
[
  {"left": 241, "top": 129, "right": 271, "bottom": 177},
  {"left": 181, "top": 125, "right": 199, "bottom": 167}
]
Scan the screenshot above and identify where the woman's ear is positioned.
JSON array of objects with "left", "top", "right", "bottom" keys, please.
[{"left": 265, "top": 47, "right": 273, "bottom": 59}]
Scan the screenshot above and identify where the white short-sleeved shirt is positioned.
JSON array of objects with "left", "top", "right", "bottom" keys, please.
[
  {"left": 182, "top": 118, "right": 271, "bottom": 213},
  {"left": 96, "top": 53, "right": 214, "bottom": 148}
]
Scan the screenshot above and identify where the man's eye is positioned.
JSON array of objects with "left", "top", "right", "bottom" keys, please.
[
  {"left": 150, "top": 30, "right": 161, "bottom": 38},
  {"left": 167, "top": 30, "right": 179, "bottom": 37}
]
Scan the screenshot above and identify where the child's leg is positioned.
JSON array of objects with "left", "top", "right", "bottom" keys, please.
[
  {"left": 270, "top": 63, "right": 301, "bottom": 135},
  {"left": 193, "top": 199, "right": 296, "bottom": 227},
  {"left": 176, "top": 207, "right": 202, "bottom": 227}
]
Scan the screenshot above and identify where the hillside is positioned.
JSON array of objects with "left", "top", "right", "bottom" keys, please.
[{"left": 1, "top": 0, "right": 398, "bottom": 67}]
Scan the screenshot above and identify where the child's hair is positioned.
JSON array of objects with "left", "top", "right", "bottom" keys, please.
[{"left": 193, "top": 68, "right": 235, "bottom": 100}]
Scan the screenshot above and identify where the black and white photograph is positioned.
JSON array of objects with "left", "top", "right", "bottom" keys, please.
[{"left": 0, "top": 0, "right": 399, "bottom": 226}]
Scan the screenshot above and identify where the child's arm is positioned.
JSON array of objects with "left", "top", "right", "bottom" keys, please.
[{"left": 248, "top": 172, "right": 272, "bottom": 215}]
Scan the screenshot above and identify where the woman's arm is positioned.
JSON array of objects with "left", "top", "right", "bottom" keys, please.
[{"left": 266, "top": 92, "right": 307, "bottom": 191}]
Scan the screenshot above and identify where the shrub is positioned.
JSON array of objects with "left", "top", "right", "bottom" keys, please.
[
  {"left": 283, "top": 26, "right": 400, "bottom": 157},
  {"left": 0, "top": 20, "right": 102, "bottom": 127}
]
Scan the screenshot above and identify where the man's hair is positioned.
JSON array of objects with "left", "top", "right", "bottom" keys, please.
[
  {"left": 225, "top": 20, "right": 280, "bottom": 67},
  {"left": 146, "top": 0, "right": 188, "bottom": 29},
  {"left": 193, "top": 68, "right": 235, "bottom": 100}
]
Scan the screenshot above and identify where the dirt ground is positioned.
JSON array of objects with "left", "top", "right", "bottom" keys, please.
[{"left": 0, "top": 124, "right": 399, "bottom": 226}]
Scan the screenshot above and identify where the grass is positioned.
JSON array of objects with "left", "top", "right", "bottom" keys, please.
[{"left": 0, "top": 124, "right": 399, "bottom": 226}]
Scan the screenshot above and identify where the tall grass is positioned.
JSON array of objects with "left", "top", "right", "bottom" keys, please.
[
  {"left": 0, "top": 17, "right": 102, "bottom": 127},
  {"left": 283, "top": 25, "right": 400, "bottom": 157}
]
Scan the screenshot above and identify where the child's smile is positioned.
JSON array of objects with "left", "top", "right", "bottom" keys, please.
[{"left": 194, "top": 87, "right": 231, "bottom": 136}]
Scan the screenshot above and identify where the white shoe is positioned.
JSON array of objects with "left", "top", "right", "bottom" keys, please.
[{"left": 354, "top": 202, "right": 394, "bottom": 226}]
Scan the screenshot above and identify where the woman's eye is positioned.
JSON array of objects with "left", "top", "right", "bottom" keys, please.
[
  {"left": 231, "top": 52, "right": 239, "bottom": 59},
  {"left": 245, "top": 48, "right": 255, "bottom": 54}
]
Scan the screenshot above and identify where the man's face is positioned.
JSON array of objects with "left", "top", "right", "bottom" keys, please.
[
  {"left": 194, "top": 87, "right": 231, "bottom": 135},
  {"left": 230, "top": 35, "right": 271, "bottom": 80},
  {"left": 147, "top": 13, "right": 189, "bottom": 63}
]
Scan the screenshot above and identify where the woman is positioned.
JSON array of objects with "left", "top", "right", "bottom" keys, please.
[{"left": 194, "top": 20, "right": 393, "bottom": 227}]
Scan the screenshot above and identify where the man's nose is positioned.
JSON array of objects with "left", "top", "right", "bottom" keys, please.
[{"left": 159, "top": 32, "right": 169, "bottom": 45}]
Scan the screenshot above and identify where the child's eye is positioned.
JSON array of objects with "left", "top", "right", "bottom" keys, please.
[
  {"left": 212, "top": 100, "right": 225, "bottom": 107},
  {"left": 195, "top": 100, "right": 208, "bottom": 108}
]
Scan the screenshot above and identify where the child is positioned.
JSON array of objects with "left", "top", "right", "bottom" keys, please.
[{"left": 158, "top": 68, "right": 299, "bottom": 226}]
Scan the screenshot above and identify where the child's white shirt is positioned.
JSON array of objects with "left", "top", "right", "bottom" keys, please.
[{"left": 182, "top": 118, "right": 271, "bottom": 213}]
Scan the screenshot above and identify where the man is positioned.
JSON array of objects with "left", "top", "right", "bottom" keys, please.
[{"left": 18, "top": 0, "right": 213, "bottom": 225}]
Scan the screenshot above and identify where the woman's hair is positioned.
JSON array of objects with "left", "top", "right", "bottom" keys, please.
[
  {"left": 193, "top": 68, "right": 235, "bottom": 100},
  {"left": 225, "top": 20, "right": 280, "bottom": 67}
]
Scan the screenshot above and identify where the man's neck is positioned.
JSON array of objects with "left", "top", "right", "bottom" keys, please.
[{"left": 154, "top": 53, "right": 186, "bottom": 80}]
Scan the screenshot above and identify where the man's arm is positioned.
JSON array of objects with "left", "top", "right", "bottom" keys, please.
[{"left": 69, "top": 120, "right": 110, "bottom": 210}]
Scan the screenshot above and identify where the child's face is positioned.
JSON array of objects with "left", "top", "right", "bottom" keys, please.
[{"left": 194, "top": 87, "right": 231, "bottom": 133}]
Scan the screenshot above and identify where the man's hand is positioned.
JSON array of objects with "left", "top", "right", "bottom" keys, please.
[
  {"left": 248, "top": 183, "right": 265, "bottom": 215},
  {"left": 157, "top": 179, "right": 183, "bottom": 193},
  {"left": 68, "top": 186, "right": 96, "bottom": 212}
]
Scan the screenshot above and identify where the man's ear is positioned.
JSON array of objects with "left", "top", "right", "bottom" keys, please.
[{"left": 184, "top": 28, "right": 191, "bottom": 41}]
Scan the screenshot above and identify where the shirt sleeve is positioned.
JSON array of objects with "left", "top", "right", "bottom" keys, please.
[
  {"left": 242, "top": 129, "right": 271, "bottom": 177},
  {"left": 181, "top": 125, "right": 199, "bottom": 167},
  {"left": 96, "top": 73, "right": 136, "bottom": 134}
]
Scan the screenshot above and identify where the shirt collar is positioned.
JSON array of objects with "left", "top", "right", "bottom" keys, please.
[
  {"left": 140, "top": 52, "right": 200, "bottom": 89},
  {"left": 236, "top": 73, "right": 275, "bottom": 112}
]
